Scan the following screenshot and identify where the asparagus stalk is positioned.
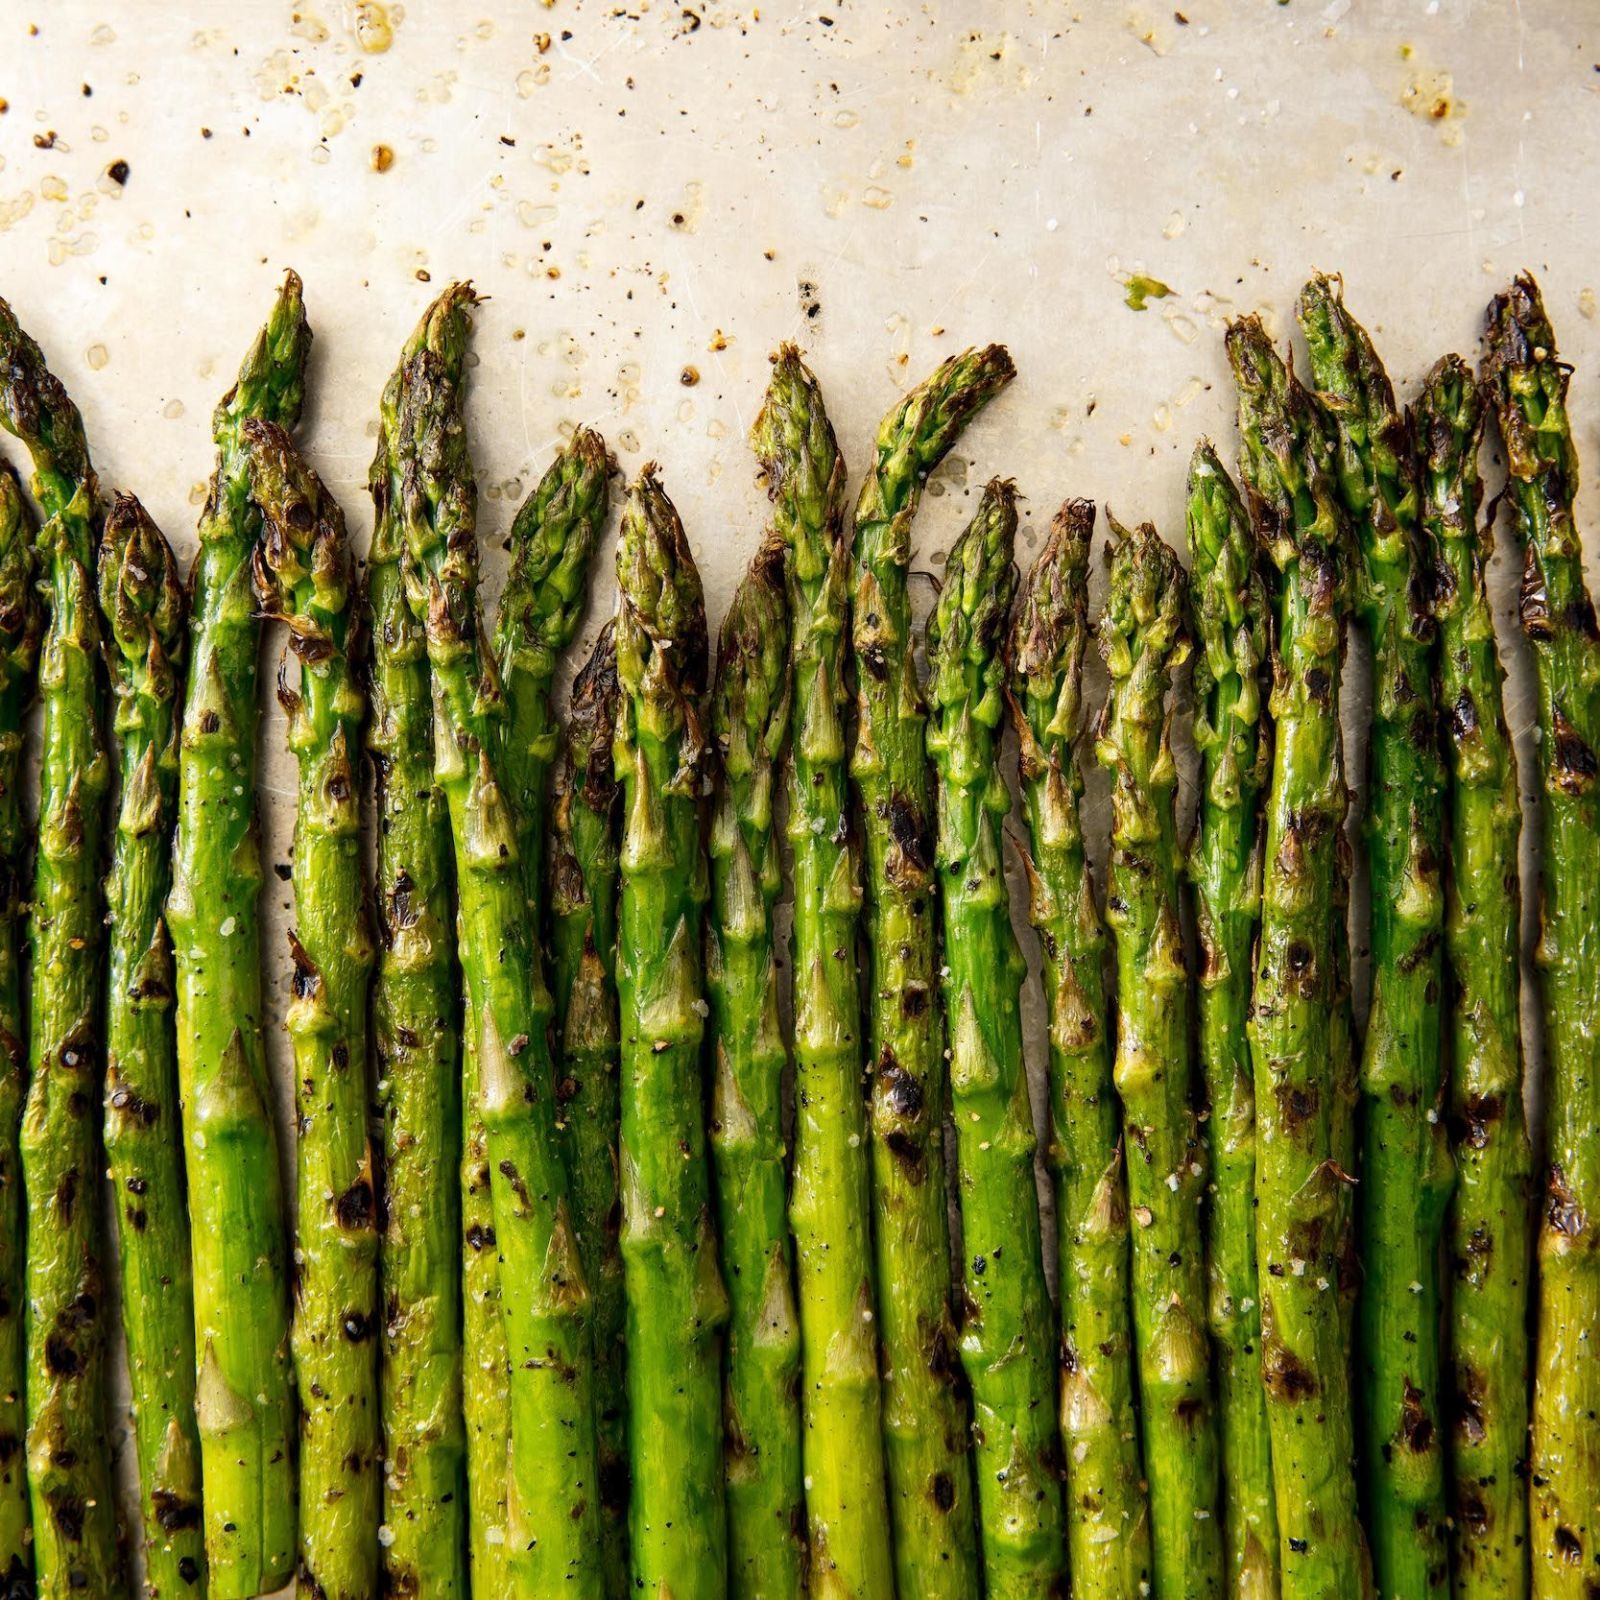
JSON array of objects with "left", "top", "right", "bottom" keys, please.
[
  {"left": 0, "top": 302, "right": 125, "bottom": 1600},
  {"left": 1010, "top": 499, "right": 1153, "bottom": 1599},
  {"left": 394, "top": 283, "right": 603, "bottom": 1597},
  {"left": 99, "top": 492, "right": 205, "bottom": 1597},
  {"left": 1227, "top": 314, "right": 1371, "bottom": 1600},
  {"left": 368, "top": 299, "right": 469, "bottom": 1600},
  {"left": 706, "top": 539, "right": 805, "bottom": 1599},
  {"left": 548, "top": 626, "right": 628, "bottom": 1594},
  {"left": 1095, "top": 514, "right": 1225, "bottom": 1598},
  {"left": 1420, "top": 354, "right": 1532, "bottom": 1600},
  {"left": 1185, "top": 443, "right": 1279, "bottom": 1595},
  {"left": 168, "top": 274, "right": 306, "bottom": 1597},
  {"left": 928, "top": 479, "right": 1066, "bottom": 1595},
  {"left": 493, "top": 428, "right": 613, "bottom": 1587},
  {"left": 0, "top": 463, "right": 38, "bottom": 1592},
  {"left": 851, "top": 346, "right": 1015, "bottom": 1600},
  {"left": 1298, "top": 275, "right": 1453, "bottom": 1597},
  {"left": 1482, "top": 276, "right": 1600, "bottom": 1598},
  {"left": 613, "top": 466, "right": 729, "bottom": 1599},
  {"left": 752, "top": 349, "right": 900, "bottom": 1599},
  {"left": 244, "top": 422, "right": 381, "bottom": 1598},
  {"left": 457, "top": 1018, "right": 507, "bottom": 1591}
]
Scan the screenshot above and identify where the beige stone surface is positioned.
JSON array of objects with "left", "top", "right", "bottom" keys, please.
[{"left": 1, "top": 0, "right": 1596, "bottom": 1590}]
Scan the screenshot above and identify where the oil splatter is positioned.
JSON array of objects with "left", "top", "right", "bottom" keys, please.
[
  {"left": 350, "top": 2, "right": 400, "bottom": 55},
  {"left": 0, "top": 192, "right": 37, "bottom": 233},
  {"left": 1399, "top": 56, "right": 1465, "bottom": 145}
]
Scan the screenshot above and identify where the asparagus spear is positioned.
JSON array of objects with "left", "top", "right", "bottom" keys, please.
[
  {"left": 394, "top": 284, "right": 603, "bottom": 1597},
  {"left": 368, "top": 299, "right": 469, "bottom": 1600},
  {"left": 750, "top": 350, "right": 900, "bottom": 1600},
  {"left": 1095, "top": 514, "right": 1225, "bottom": 1598},
  {"left": 1420, "top": 354, "right": 1532, "bottom": 1600},
  {"left": 928, "top": 479, "right": 1066, "bottom": 1595},
  {"left": 0, "top": 299, "right": 125, "bottom": 1600},
  {"left": 244, "top": 421, "right": 381, "bottom": 1598},
  {"left": 613, "top": 466, "right": 729, "bottom": 1599},
  {"left": 0, "top": 463, "right": 38, "bottom": 1592},
  {"left": 548, "top": 626, "right": 628, "bottom": 1593},
  {"left": 1011, "top": 499, "right": 1153, "bottom": 1599},
  {"left": 99, "top": 492, "right": 205, "bottom": 1597},
  {"left": 493, "top": 429, "right": 613, "bottom": 1588},
  {"left": 851, "top": 346, "right": 1015, "bottom": 1600},
  {"left": 1185, "top": 443, "right": 1279, "bottom": 1595},
  {"left": 706, "top": 539, "right": 805, "bottom": 1599},
  {"left": 1482, "top": 275, "right": 1600, "bottom": 1598},
  {"left": 1227, "top": 314, "right": 1371, "bottom": 1600},
  {"left": 168, "top": 274, "right": 306, "bottom": 1597},
  {"left": 1298, "top": 275, "right": 1453, "bottom": 1597}
]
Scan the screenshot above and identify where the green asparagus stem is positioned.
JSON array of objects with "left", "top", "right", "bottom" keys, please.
[
  {"left": 1186, "top": 443, "right": 1279, "bottom": 1596},
  {"left": 751, "top": 347, "right": 899, "bottom": 1600},
  {"left": 1420, "top": 354, "right": 1532, "bottom": 1600},
  {"left": 459, "top": 429, "right": 612, "bottom": 1597},
  {"left": 99, "top": 493, "right": 205, "bottom": 1597},
  {"left": 493, "top": 428, "right": 613, "bottom": 1588},
  {"left": 394, "top": 283, "right": 602, "bottom": 1598},
  {"left": 458, "top": 1021, "right": 507, "bottom": 1592},
  {"left": 168, "top": 274, "right": 306, "bottom": 1598},
  {"left": 1095, "top": 513, "right": 1225, "bottom": 1599},
  {"left": 0, "top": 299, "right": 124, "bottom": 1600},
  {"left": 245, "top": 422, "right": 380, "bottom": 1599},
  {"left": 1298, "top": 275, "right": 1453, "bottom": 1599},
  {"left": 368, "top": 298, "right": 469, "bottom": 1600},
  {"left": 1228, "top": 314, "right": 1370, "bottom": 1600},
  {"left": 707, "top": 539, "right": 805, "bottom": 1599},
  {"left": 852, "top": 345, "right": 1016, "bottom": 1600},
  {"left": 0, "top": 463, "right": 38, "bottom": 1593},
  {"left": 1011, "top": 499, "right": 1153, "bottom": 1600},
  {"left": 613, "top": 466, "right": 728, "bottom": 1600},
  {"left": 1482, "top": 276, "right": 1600, "bottom": 1599},
  {"left": 548, "top": 627, "right": 627, "bottom": 1595},
  {"left": 928, "top": 479, "right": 1066, "bottom": 1596}
]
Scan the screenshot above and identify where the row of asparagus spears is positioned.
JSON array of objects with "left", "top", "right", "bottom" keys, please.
[{"left": 0, "top": 260, "right": 1588, "bottom": 1600}]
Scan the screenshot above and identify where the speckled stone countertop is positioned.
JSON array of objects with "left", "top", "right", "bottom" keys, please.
[{"left": 1, "top": 1, "right": 1596, "bottom": 1590}]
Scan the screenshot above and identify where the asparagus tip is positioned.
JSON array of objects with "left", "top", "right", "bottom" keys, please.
[
  {"left": 617, "top": 463, "right": 709, "bottom": 700},
  {"left": 567, "top": 619, "right": 620, "bottom": 813},
  {"left": 413, "top": 280, "right": 481, "bottom": 381},
  {"left": 240, "top": 416, "right": 350, "bottom": 624},
  {"left": 1482, "top": 271, "right": 1556, "bottom": 384},
  {"left": 0, "top": 296, "right": 92, "bottom": 497},
  {"left": 751, "top": 343, "right": 843, "bottom": 530},
  {"left": 216, "top": 270, "right": 315, "bottom": 445},
  {"left": 714, "top": 536, "right": 791, "bottom": 768},
  {"left": 1100, "top": 515, "right": 1189, "bottom": 676},
  {"left": 930, "top": 476, "right": 1018, "bottom": 688},
  {"left": 1416, "top": 354, "right": 1482, "bottom": 482},
  {"left": 99, "top": 490, "right": 185, "bottom": 671},
  {"left": 1011, "top": 496, "right": 1093, "bottom": 687}
]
